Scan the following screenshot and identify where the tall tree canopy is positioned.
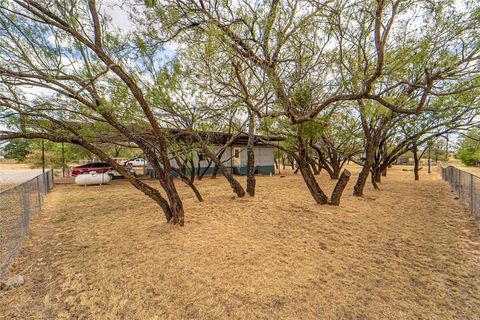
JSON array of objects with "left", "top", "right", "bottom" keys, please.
[{"left": 0, "top": 0, "right": 479, "bottom": 224}]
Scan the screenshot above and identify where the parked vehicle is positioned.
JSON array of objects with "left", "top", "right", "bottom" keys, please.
[
  {"left": 71, "top": 162, "right": 111, "bottom": 176},
  {"left": 109, "top": 165, "right": 137, "bottom": 179},
  {"left": 125, "top": 157, "right": 147, "bottom": 167}
]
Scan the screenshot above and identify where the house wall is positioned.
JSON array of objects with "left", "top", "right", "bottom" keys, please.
[
  {"left": 233, "top": 145, "right": 275, "bottom": 175},
  {"left": 165, "top": 145, "right": 276, "bottom": 176}
]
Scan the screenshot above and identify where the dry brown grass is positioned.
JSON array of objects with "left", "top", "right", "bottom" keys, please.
[
  {"left": 445, "top": 159, "right": 480, "bottom": 176},
  {"left": 1, "top": 165, "right": 479, "bottom": 319},
  {"left": 0, "top": 163, "right": 32, "bottom": 170},
  {"left": 0, "top": 184, "right": 13, "bottom": 192}
]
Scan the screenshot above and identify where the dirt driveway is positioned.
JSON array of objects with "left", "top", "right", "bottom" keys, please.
[{"left": 0, "top": 169, "right": 43, "bottom": 185}]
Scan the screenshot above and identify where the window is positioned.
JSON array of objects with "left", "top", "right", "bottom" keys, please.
[{"left": 198, "top": 152, "right": 207, "bottom": 161}]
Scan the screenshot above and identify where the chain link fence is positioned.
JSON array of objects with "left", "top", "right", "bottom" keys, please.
[
  {"left": 440, "top": 165, "right": 479, "bottom": 222},
  {"left": 0, "top": 170, "right": 54, "bottom": 279}
]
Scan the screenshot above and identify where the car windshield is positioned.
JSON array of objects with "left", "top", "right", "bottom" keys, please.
[{"left": 92, "top": 163, "right": 109, "bottom": 167}]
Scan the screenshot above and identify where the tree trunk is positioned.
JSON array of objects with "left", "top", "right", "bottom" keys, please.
[
  {"left": 172, "top": 155, "right": 203, "bottom": 202},
  {"left": 309, "top": 157, "right": 321, "bottom": 175},
  {"left": 310, "top": 142, "right": 337, "bottom": 179},
  {"left": 175, "top": 156, "right": 203, "bottom": 202},
  {"left": 158, "top": 176, "right": 184, "bottom": 225},
  {"left": 294, "top": 164, "right": 300, "bottom": 174},
  {"left": 179, "top": 173, "right": 203, "bottom": 202},
  {"left": 413, "top": 144, "right": 420, "bottom": 181},
  {"left": 382, "top": 168, "right": 387, "bottom": 177},
  {"left": 195, "top": 136, "right": 245, "bottom": 197},
  {"left": 353, "top": 101, "right": 391, "bottom": 198},
  {"left": 297, "top": 139, "right": 329, "bottom": 204},
  {"left": 370, "top": 169, "right": 380, "bottom": 190},
  {"left": 114, "top": 146, "right": 121, "bottom": 157},
  {"left": 246, "top": 146, "right": 255, "bottom": 196},
  {"left": 129, "top": 150, "right": 183, "bottom": 225},
  {"left": 330, "top": 153, "right": 341, "bottom": 180},
  {"left": 353, "top": 147, "right": 374, "bottom": 197},
  {"left": 332, "top": 163, "right": 341, "bottom": 180},
  {"left": 211, "top": 149, "right": 226, "bottom": 179},
  {"left": 186, "top": 180, "right": 203, "bottom": 202},
  {"left": 153, "top": 135, "right": 185, "bottom": 225},
  {"left": 374, "top": 167, "right": 382, "bottom": 183},
  {"left": 330, "top": 169, "right": 351, "bottom": 206},
  {"left": 246, "top": 149, "right": 255, "bottom": 196},
  {"left": 212, "top": 162, "right": 220, "bottom": 178},
  {"left": 189, "top": 158, "right": 195, "bottom": 183},
  {"left": 168, "top": 199, "right": 184, "bottom": 226},
  {"left": 246, "top": 111, "right": 256, "bottom": 196},
  {"left": 290, "top": 156, "right": 295, "bottom": 170},
  {"left": 198, "top": 158, "right": 213, "bottom": 180}
]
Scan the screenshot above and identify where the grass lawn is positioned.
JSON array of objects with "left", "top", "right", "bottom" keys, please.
[{"left": 1, "top": 165, "right": 479, "bottom": 319}]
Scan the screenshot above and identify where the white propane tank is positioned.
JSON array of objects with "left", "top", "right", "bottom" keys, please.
[{"left": 75, "top": 171, "right": 111, "bottom": 186}]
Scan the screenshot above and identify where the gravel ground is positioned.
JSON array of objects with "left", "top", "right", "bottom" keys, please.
[{"left": 0, "top": 169, "right": 43, "bottom": 185}]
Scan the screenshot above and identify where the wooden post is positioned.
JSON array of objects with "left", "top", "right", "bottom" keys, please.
[
  {"left": 445, "top": 134, "right": 449, "bottom": 161},
  {"left": 41, "top": 139, "right": 45, "bottom": 173},
  {"left": 143, "top": 152, "right": 146, "bottom": 176},
  {"left": 428, "top": 145, "right": 431, "bottom": 174},
  {"left": 471, "top": 174, "right": 474, "bottom": 215},
  {"left": 61, "top": 142, "right": 65, "bottom": 177}
]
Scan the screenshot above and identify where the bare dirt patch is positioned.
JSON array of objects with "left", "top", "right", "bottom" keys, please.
[{"left": 1, "top": 165, "right": 479, "bottom": 319}]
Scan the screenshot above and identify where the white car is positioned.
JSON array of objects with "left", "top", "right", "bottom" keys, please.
[
  {"left": 125, "top": 158, "right": 147, "bottom": 166},
  {"left": 108, "top": 166, "right": 137, "bottom": 179}
]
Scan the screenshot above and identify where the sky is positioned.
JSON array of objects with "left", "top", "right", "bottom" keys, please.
[
  {"left": 104, "top": 0, "right": 178, "bottom": 55},
  {"left": 16, "top": 0, "right": 176, "bottom": 100}
]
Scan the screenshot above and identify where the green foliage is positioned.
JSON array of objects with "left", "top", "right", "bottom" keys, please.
[
  {"left": 458, "top": 148, "right": 480, "bottom": 166},
  {"left": 2, "top": 139, "right": 30, "bottom": 161},
  {"left": 292, "top": 87, "right": 312, "bottom": 110},
  {"left": 457, "top": 130, "right": 480, "bottom": 166},
  {"left": 24, "top": 141, "right": 92, "bottom": 168},
  {"left": 297, "top": 121, "right": 325, "bottom": 140},
  {"left": 144, "top": 0, "right": 157, "bottom": 8}
]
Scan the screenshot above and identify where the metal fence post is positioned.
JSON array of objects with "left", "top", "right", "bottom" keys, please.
[
  {"left": 44, "top": 171, "right": 48, "bottom": 194},
  {"left": 471, "top": 174, "right": 474, "bottom": 215},
  {"left": 22, "top": 183, "right": 30, "bottom": 234},
  {"left": 36, "top": 176, "right": 42, "bottom": 209}
]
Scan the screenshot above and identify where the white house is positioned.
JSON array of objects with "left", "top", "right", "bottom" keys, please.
[{"left": 147, "top": 130, "right": 282, "bottom": 177}]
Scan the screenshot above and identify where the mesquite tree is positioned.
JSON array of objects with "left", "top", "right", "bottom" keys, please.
[
  {"left": 170, "top": 48, "right": 273, "bottom": 197},
  {"left": 457, "top": 129, "right": 480, "bottom": 166},
  {"left": 309, "top": 108, "right": 363, "bottom": 180},
  {"left": 371, "top": 99, "right": 480, "bottom": 183},
  {"left": 143, "top": 0, "right": 480, "bottom": 202},
  {"left": 148, "top": 65, "right": 248, "bottom": 197},
  {"left": 352, "top": 101, "right": 393, "bottom": 196},
  {"left": 0, "top": 0, "right": 187, "bottom": 225}
]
